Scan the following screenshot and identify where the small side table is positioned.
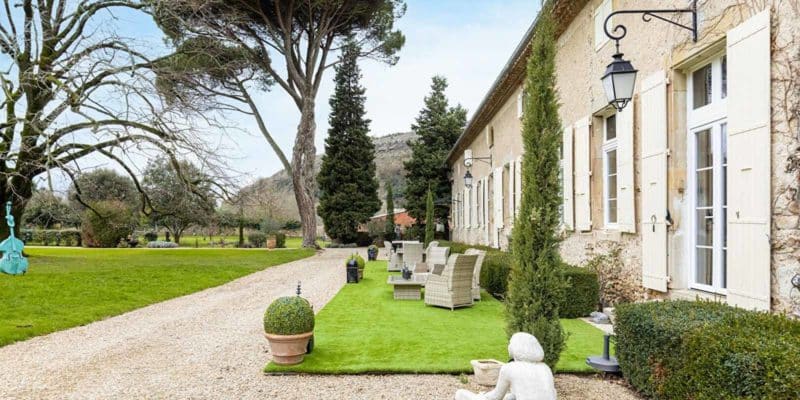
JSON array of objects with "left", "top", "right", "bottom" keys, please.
[{"left": 387, "top": 275, "right": 427, "bottom": 300}]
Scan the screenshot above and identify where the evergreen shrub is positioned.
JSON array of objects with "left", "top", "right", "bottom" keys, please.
[
  {"left": 263, "top": 296, "right": 315, "bottom": 335},
  {"left": 275, "top": 233, "right": 286, "bottom": 248},
  {"left": 559, "top": 266, "right": 599, "bottom": 318},
  {"left": 248, "top": 232, "right": 267, "bottom": 247},
  {"left": 615, "top": 301, "right": 800, "bottom": 399}
]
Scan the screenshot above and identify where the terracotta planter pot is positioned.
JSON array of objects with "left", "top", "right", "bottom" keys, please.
[
  {"left": 266, "top": 238, "right": 276, "bottom": 249},
  {"left": 265, "top": 331, "right": 313, "bottom": 365}
]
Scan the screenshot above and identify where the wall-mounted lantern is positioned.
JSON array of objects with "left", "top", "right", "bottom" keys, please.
[
  {"left": 600, "top": 0, "right": 698, "bottom": 111},
  {"left": 464, "top": 170, "right": 474, "bottom": 189}
]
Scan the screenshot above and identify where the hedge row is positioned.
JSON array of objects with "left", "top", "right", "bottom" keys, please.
[
  {"left": 21, "top": 229, "right": 82, "bottom": 247},
  {"left": 615, "top": 300, "right": 800, "bottom": 399},
  {"left": 444, "top": 241, "right": 598, "bottom": 317}
]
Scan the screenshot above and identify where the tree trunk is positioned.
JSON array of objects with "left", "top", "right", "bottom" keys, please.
[
  {"left": 238, "top": 221, "right": 244, "bottom": 248},
  {"left": 292, "top": 98, "right": 318, "bottom": 248}
]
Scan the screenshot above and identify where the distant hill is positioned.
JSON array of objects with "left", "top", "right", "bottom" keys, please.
[{"left": 243, "top": 131, "right": 416, "bottom": 220}]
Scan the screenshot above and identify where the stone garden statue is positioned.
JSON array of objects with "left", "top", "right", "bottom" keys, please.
[
  {"left": 0, "top": 201, "right": 28, "bottom": 275},
  {"left": 455, "top": 332, "right": 556, "bottom": 400}
]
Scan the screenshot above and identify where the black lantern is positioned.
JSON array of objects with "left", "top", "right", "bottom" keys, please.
[
  {"left": 464, "top": 170, "right": 473, "bottom": 189},
  {"left": 601, "top": 52, "right": 638, "bottom": 112}
]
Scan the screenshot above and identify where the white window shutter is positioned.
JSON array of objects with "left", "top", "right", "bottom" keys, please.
[
  {"left": 515, "top": 156, "right": 523, "bottom": 217},
  {"left": 483, "top": 177, "right": 490, "bottom": 241},
  {"left": 562, "top": 127, "right": 575, "bottom": 231},
  {"left": 640, "top": 71, "right": 669, "bottom": 292},
  {"left": 508, "top": 162, "right": 516, "bottom": 225},
  {"left": 726, "top": 10, "right": 771, "bottom": 311},
  {"left": 494, "top": 167, "right": 504, "bottom": 229},
  {"left": 617, "top": 102, "right": 636, "bottom": 233},
  {"left": 517, "top": 93, "right": 523, "bottom": 119},
  {"left": 470, "top": 185, "right": 476, "bottom": 229},
  {"left": 574, "top": 117, "right": 592, "bottom": 231}
]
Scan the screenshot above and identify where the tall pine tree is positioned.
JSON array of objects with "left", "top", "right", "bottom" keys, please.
[
  {"left": 506, "top": 8, "right": 569, "bottom": 369},
  {"left": 424, "top": 186, "right": 435, "bottom": 247},
  {"left": 404, "top": 76, "right": 466, "bottom": 238},
  {"left": 317, "top": 41, "right": 380, "bottom": 243},
  {"left": 384, "top": 185, "right": 396, "bottom": 241}
]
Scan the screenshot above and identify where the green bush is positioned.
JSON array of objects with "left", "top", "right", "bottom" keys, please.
[
  {"left": 143, "top": 231, "right": 158, "bottom": 242},
  {"left": 81, "top": 201, "right": 135, "bottom": 248},
  {"left": 559, "top": 266, "right": 599, "bottom": 318},
  {"left": 263, "top": 296, "right": 315, "bottom": 335},
  {"left": 248, "top": 232, "right": 267, "bottom": 247},
  {"left": 22, "top": 229, "right": 82, "bottom": 246},
  {"left": 479, "top": 252, "right": 511, "bottom": 298},
  {"left": 615, "top": 301, "right": 800, "bottom": 399},
  {"left": 346, "top": 253, "right": 365, "bottom": 270},
  {"left": 275, "top": 233, "right": 286, "bottom": 248}
]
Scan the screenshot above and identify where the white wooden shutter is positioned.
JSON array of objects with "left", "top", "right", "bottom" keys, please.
[
  {"left": 640, "top": 71, "right": 669, "bottom": 292},
  {"left": 494, "top": 167, "right": 504, "bottom": 229},
  {"left": 483, "top": 177, "right": 490, "bottom": 243},
  {"left": 617, "top": 102, "right": 636, "bottom": 233},
  {"left": 508, "top": 162, "right": 516, "bottom": 225},
  {"left": 515, "top": 157, "right": 522, "bottom": 217},
  {"left": 469, "top": 185, "right": 476, "bottom": 229},
  {"left": 562, "top": 127, "right": 575, "bottom": 231},
  {"left": 726, "top": 10, "right": 771, "bottom": 311},
  {"left": 574, "top": 117, "right": 592, "bottom": 231}
]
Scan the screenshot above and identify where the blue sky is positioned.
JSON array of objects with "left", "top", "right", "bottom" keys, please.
[{"left": 54, "top": 0, "right": 541, "bottom": 187}]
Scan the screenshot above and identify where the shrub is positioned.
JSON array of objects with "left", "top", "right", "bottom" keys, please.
[
  {"left": 326, "top": 242, "right": 357, "bottom": 248},
  {"left": 263, "top": 296, "right": 315, "bottom": 335},
  {"left": 355, "top": 231, "right": 372, "bottom": 247},
  {"left": 81, "top": 201, "right": 135, "bottom": 248},
  {"left": 22, "top": 229, "right": 82, "bottom": 246},
  {"left": 559, "top": 266, "right": 599, "bottom": 318},
  {"left": 248, "top": 232, "right": 267, "bottom": 248},
  {"left": 615, "top": 301, "right": 800, "bottom": 399},
  {"left": 346, "top": 253, "right": 366, "bottom": 270},
  {"left": 480, "top": 252, "right": 512, "bottom": 298},
  {"left": 585, "top": 246, "right": 641, "bottom": 307},
  {"left": 274, "top": 233, "right": 286, "bottom": 248},
  {"left": 146, "top": 241, "right": 179, "bottom": 248},
  {"left": 143, "top": 231, "right": 158, "bottom": 242}
]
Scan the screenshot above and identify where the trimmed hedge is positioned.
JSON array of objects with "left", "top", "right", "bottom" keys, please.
[
  {"left": 560, "top": 266, "right": 599, "bottom": 318},
  {"left": 275, "top": 233, "right": 286, "bottom": 248},
  {"left": 263, "top": 296, "right": 315, "bottom": 335},
  {"left": 615, "top": 301, "right": 800, "bottom": 399},
  {"left": 22, "top": 229, "right": 82, "bottom": 247},
  {"left": 248, "top": 232, "right": 267, "bottom": 247},
  {"left": 479, "top": 252, "right": 511, "bottom": 298}
]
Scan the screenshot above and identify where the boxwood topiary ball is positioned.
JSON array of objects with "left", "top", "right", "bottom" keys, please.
[{"left": 263, "top": 296, "right": 315, "bottom": 335}]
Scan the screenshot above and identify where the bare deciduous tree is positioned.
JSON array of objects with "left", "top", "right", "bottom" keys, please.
[{"left": 152, "top": 0, "right": 406, "bottom": 248}]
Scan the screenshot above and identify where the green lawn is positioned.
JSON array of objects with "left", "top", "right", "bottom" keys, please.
[
  {"left": 265, "top": 260, "right": 605, "bottom": 374},
  {"left": 0, "top": 247, "right": 314, "bottom": 347}
]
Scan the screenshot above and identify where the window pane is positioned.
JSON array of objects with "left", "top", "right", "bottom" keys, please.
[
  {"left": 696, "top": 129, "right": 713, "bottom": 169},
  {"left": 696, "top": 247, "right": 714, "bottom": 285},
  {"left": 696, "top": 170, "right": 713, "bottom": 207},
  {"left": 607, "top": 149, "right": 617, "bottom": 174},
  {"left": 722, "top": 249, "right": 727, "bottom": 289},
  {"left": 721, "top": 56, "right": 727, "bottom": 99},
  {"left": 606, "top": 115, "right": 617, "bottom": 140},
  {"left": 693, "top": 64, "right": 712, "bottom": 109},
  {"left": 696, "top": 209, "right": 714, "bottom": 246},
  {"left": 608, "top": 199, "right": 617, "bottom": 223},
  {"left": 607, "top": 174, "right": 617, "bottom": 198}
]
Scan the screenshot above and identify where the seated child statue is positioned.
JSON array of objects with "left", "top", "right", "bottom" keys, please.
[{"left": 455, "top": 332, "right": 556, "bottom": 400}]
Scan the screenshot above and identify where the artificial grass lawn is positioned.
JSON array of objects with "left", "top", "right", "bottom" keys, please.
[
  {"left": 0, "top": 247, "right": 314, "bottom": 347},
  {"left": 265, "top": 260, "right": 606, "bottom": 374}
]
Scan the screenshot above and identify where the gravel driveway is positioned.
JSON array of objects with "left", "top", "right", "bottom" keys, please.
[{"left": 0, "top": 248, "right": 641, "bottom": 400}]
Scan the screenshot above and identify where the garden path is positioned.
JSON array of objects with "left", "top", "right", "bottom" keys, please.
[{"left": 0, "top": 248, "right": 640, "bottom": 399}]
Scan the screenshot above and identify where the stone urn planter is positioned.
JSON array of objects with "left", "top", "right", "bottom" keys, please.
[
  {"left": 470, "top": 359, "right": 504, "bottom": 386},
  {"left": 266, "top": 237, "right": 277, "bottom": 249},
  {"left": 345, "top": 254, "right": 365, "bottom": 281},
  {"left": 367, "top": 245, "right": 379, "bottom": 261},
  {"left": 263, "top": 296, "right": 315, "bottom": 366}
]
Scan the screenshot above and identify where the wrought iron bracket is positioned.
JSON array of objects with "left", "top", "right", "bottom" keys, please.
[
  {"left": 468, "top": 155, "right": 492, "bottom": 166},
  {"left": 604, "top": 0, "right": 698, "bottom": 53}
]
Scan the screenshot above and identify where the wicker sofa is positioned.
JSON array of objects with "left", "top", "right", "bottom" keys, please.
[
  {"left": 464, "top": 249, "right": 486, "bottom": 301},
  {"left": 424, "top": 253, "right": 478, "bottom": 310}
]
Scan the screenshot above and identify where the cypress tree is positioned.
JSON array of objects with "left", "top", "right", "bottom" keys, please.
[
  {"left": 404, "top": 76, "right": 466, "bottom": 235},
  {"left": 317, "top": 41, "right": 380, "bottom": 243},
  {"left": 424, "top": 187, "right": 435, "bottom": 247},
  {"left": 506, "top": 8, "right": 569, "bottom": 369},
  {"left": 384, "top": 185, "right": 396, "bottom": 241}
]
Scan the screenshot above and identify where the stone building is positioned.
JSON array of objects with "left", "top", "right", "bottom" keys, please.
[{"left": 446, "top": 0, "right": 800, "bottom": 313}]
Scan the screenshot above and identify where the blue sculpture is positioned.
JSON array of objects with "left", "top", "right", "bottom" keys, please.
[{"left": 0, "top": 201, "right": 28, "bottom": 275}]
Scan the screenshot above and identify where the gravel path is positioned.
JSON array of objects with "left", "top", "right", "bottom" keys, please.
[{"left": 0, "top": 248, "right": 641, "bottom": 399}]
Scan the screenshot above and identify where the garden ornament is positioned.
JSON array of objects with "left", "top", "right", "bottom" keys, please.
[
  {"left": 0, "top": 201, "right": 28, "bottom": 275},
  {"left": 455, "top": 332, "right": 556, "bottom": 400}
]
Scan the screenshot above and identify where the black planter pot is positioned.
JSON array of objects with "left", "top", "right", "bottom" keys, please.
[
  {"left": 346, "top": 259, "right": 359, "bottom": 283},
  {"left": 367, "top": 248, "right": 378, "bottom": 261},
  {"left": 401, "top": 267, "right": 412, "bottom": 280}
]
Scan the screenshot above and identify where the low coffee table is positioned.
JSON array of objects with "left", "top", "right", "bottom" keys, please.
[{"left": 387, "top": 275, "right": 427, "bottom": 300}]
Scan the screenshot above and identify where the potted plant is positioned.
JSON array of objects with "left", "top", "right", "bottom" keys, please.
[
  {"left": 263, "top": 296, "right": 315, "bottom": 365},
  {"left": 346, "top": 254, "right": 366, "bottom": 280},
  {"left": 367, "top": 245, "right": 378, "bottom": 261}
]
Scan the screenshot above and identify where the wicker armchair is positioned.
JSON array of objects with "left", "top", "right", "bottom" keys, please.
[
  {"left": 465, "top": 249, "right": 487, "bottom": 301},
  {"left": 424, "top": 241, "right": 439, "bottom": 262},
  {"left": 402, "top": 242, "right": 423, "bottom": 268},
  {"left": 384, "top": 242, "right": 393, "bottom": 259},
  {"left": 414, "top": 246, "right": 450, "bottom": 280},
  {"left": 424, "top": 254, "right": 478, "bottom": 310}
]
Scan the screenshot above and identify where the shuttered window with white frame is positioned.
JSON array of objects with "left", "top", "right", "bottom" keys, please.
[
  {"left": 640, "top": 71, "right": 669, "bottom": 292},
  {"left": 508, "top": 161, "right": 516, "bottom": 226},
  {"left": 574, "top": 117, "right": 592, "bottom": 231},
  {"left": 562, "top": 127, "right": 575, "bottom": 230},
  {"left": 725, "top": 10, "right": 771, "bottom": 311},
  {"left": 617, "top": 103, "right": 636, "bottom": 233},
  {"left": 515, "top": 156, "right": 523, "bottom": 217}
]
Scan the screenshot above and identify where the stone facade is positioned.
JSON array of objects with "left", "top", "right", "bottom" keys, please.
[{"left": 447, "top": 0, "right": 800, "bottom": 314}]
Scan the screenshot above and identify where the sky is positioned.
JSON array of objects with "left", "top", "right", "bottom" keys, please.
[{"left": 37, "top": 0, "right": 541, "bottom": 190}]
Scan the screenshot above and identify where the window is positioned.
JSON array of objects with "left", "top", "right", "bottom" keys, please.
[
  {"left": 688, "top": 54, "right": 728, "bottom": 293},
  {"left": 594, "top": 0, "right": 613, "bottom": 49},
  {"left": 602, "top": 114, "right": 618, "bottom": 227},
  {"left": 558, "top": 141, "right": 565, "bottom": 226}
]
